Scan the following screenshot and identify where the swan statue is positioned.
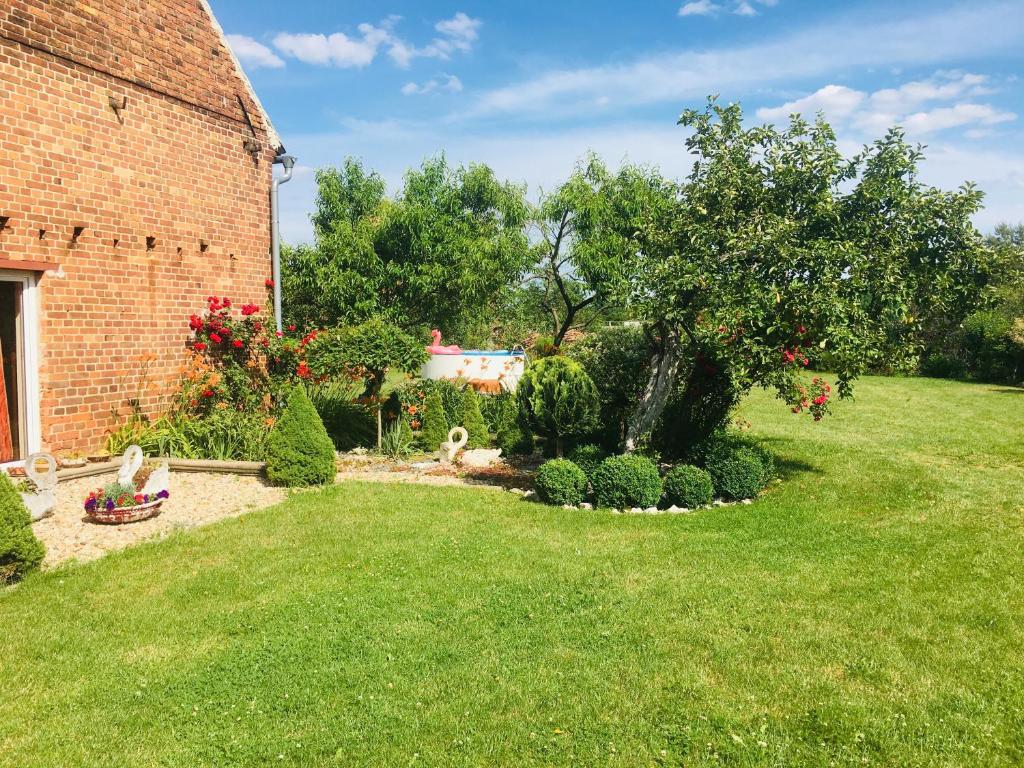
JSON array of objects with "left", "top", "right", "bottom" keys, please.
[
  {"left": 21, "top": 452, "right": 57, "bottom": 521},
  {"left": 426, "top": 329, "right": 463, "bottom": 355},
  {"left": 439, "top": 427, "right": 469, "bottom": 464},
  {"left": 117, "top": 445, "right": 144, "bottom": 487},
  {"left": 140, "top": 461, "right": 171, "bottom": 498}
]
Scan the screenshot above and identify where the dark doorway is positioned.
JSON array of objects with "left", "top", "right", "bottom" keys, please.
[{"left": 0, "top": 280, "right": 24, "bottom": 461}]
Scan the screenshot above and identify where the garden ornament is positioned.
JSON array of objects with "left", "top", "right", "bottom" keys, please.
[
  {"left": 117, "top": 445, "right": 145, "bottom": 486},
  {"left": 21, "top": 452, "right": 57, "bottom": 521},
  {"left": 140, "top": 461, "right": 171, "bottom": 498},
  {"left": 459, "top": 448, "right": 503, "bottom": 468},
  {"left": 426, "top": 329, "right": 463, "bottom": 355},
  {"left": 439, "top": 427, "right": 469, "bottom": 463}
]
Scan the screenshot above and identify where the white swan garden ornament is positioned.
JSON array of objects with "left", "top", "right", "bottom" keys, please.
[
  {"left": 439, "top": 427, "right": 468, "bottom": 464},
  {"left": 117, "top": 445, "right": 144, "bottom": 486},
  {"left": 21, "top": 452, "right": 57, "bottom": 521},
  {"left": 117, "top": 444, "right": 170, "bottom": 497}
]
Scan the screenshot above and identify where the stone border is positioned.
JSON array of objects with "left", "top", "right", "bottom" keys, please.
[{"left": 57, "top": 458, "right": 265, "bottom": 482}]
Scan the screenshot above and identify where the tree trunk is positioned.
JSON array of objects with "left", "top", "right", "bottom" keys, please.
[{"left": 624, "top": 330, "right": 684, "bottom": 452}]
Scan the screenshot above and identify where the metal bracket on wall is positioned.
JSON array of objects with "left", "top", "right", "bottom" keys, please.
[{"left": 108, "top": 94, "right": 127, "bottom": 121}]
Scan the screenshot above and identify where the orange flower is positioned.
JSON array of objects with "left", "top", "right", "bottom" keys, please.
[{"left": 407, "top": 405, "right": 418, "bottom": 415}]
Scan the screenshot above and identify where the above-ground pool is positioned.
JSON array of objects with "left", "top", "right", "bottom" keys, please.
[{"left": 421, "top": 350, "right": 527, "bottom": 392}]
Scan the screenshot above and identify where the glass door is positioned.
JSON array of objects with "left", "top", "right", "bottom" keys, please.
[{"left": 0, "top": 276, "right": 28, "bottom": 462}]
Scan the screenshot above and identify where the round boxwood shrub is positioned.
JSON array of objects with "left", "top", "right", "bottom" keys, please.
[
  {"left": 517, "top": 356, "right": 599, "bottom": 457},
  {"left": 567, "top": 443, "right": 608, "bottom": 482},
  {"left": 663, "top": 464, "right": 714, "bottom": 508},
  {"left": 420, "top": 392, "right": 449, "bottom": 452},
  {"left": 711, "top": 450, "right": 765, "bottom": 500},
  {"left": 591, "top": 454, "right": 663, "bottom": 509},
  {"left": 0, "top": 471, "right": 45, "bottom": 583},
  {"left": 266, "top": 386, "right": 337, "bottom": 487},
  {"left": 533, "top": 459, "right": 588, "bottom": 506}
]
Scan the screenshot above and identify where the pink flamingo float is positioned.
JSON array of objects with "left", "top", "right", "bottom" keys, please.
[{"left": 426, "top": 329, "right": 463, "bottom": 355}]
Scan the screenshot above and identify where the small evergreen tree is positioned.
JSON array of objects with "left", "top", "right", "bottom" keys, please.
[
  {"left": 495, "top": 393, "right": 533, "bottom": 456},
  {"left": 459, "top": 387, "right": 490, "bottom": 448},
  {"left": 0, "top": 471, "right": 44, "bottom": 583},
  {"left": 266, "top": 387, "right": 337, "bottom": 486},
  {"left": 516, "top": 356, "right": 599, "bottom": 457},
  {"left": 420, "top": 392, "right": 449, "bottom": 452}
]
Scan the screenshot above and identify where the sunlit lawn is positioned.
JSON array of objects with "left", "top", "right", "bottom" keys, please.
[{"left": 2, "top": 376, "right": 1023, "bottom": 766}]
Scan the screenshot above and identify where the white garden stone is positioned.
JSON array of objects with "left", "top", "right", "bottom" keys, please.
[{"left": 579, "top": 502, "right": 593, "bottom": 510}]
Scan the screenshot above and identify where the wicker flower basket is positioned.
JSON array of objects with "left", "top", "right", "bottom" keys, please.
[{"left": 86, "top": 498, "right": 164, "bottom": 525}]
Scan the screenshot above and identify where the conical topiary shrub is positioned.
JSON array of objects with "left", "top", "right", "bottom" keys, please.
[
  {"left": 266, "top": 386, "right": 337, "bottom": 487},
  {"left": 420, "top": 392, "right": 449, "bottom": 452},
  {"left": 459, "top": 386, "right": 490, "bottom": 448},
  {"left": 0, "top": 471, "right": 45, "bottom": 583},
  {"left": 516, "top": 356, "right": 599, "bottom": 457}
]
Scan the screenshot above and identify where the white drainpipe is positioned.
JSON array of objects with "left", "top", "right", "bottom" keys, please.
[{"left": 271, "top": 154, "right": 296, "bottom": 333}]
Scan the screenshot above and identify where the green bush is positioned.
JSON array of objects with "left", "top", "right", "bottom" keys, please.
[
  {"left": 567, "top": 326, "right": 653, "bottom": 450},
  {"left": 689, "top": 430, "right": 776, "bottom": 488},
  {"left": 389, "top": 378, "right": 464, "bottom": 431},
  {"left": 381, "top": 419, "right": 414, "bottom": 460},
  {"left": 663, "top": 465, "right": 714, "bottom": 508},
  {"left": 420, "top": 392, "right": 449, "bottom": 452},
  {"left": 711, "top": 452, "right": 764, "bottom": 500},
  {"left": 0, "top": 471, "right": 45, "bottom": 583},
  {"left": 266, "top": 387, "right": 337, "bottom": 487},
  {"left": 567, "top": 443, "right": 608, "bottom": 481},
  {"left": 310, "top": 382, "right": 376, "bottom": 452},
  {"left": 534, "top": 459, "right": 588, "bottom": 506},
  {"left": 478, "top": 392, "right": 505, "bottom": 433},
  {"left": 517, "top": 356, "right": 599, "bottom": 457},
  {"left": 459, "top": 387, "right": 490, "bottom": 448},
  {"left": 495, "top": 394, "right": 533, "bottom": 456},
  {"left": 591, "top": 454, "right": 663, "bottom": 509}
]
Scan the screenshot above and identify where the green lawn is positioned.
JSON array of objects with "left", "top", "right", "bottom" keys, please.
[{"left": 3, "top": 376, "right": 1023, "bottom": 767}]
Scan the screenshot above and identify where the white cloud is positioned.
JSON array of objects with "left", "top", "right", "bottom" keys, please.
[
  {"left": 272, "top": 12, "right": 481, "bottom": 69},
  {"left": 225, "top": 34, "right": 285, "bottom": 69},
  {"left": 757, "top": 84, "right": 865, "bottom": 121},
  {"left": 464, "top": 1, "right": 1024, "bottom": 118},
  {"left": 273, "top": 23, "right": 394, "bottom": 68},
  {"left": 756, "top": 72, "right": 1016, "bottom": 138},
  {"left": 679, "top": 1, "right": 720, "bottom": 17},
  {"left": 401, "top": 75, "right": 464, "bottom": 96},
  {"left": 734, "top": 1, "right": 758, "bottom": 16}
]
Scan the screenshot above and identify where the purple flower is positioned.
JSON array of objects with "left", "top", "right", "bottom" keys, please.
[
  {"left": 157, "top": 489, "right": 169, "bottom": 499},
  {"left": 105, "top": 498, "right": 115, "bottom": 511},
  {"left": 84, "top": 499, "right": 97, "bottom": 512}
]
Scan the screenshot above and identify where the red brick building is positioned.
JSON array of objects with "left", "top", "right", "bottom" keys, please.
[{"left": 0, "top": 0, "right": 284, "bottom": 460}]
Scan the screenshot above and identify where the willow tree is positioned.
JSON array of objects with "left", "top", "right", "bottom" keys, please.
[{"left": 623, "top": 98, "right": 989, "bottom": 454}]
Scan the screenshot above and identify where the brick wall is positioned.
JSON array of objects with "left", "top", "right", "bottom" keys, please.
[{"left": 0, "top": 0, "right": 278, "bottom": 452}]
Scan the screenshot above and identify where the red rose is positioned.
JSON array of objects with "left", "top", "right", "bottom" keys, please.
[
  {"left": 232, "top": 339, "right": 244, "bottom": 349},
  {"left": 194, "top": 342, "right": 207, "bottom": 351},
  {"left": 202, "top": 389, "right": 215, "bottom": 397},
  {"left": 265, "top": 278, "right": 275, "bottom": 288},
  {"left": 241, "top": 304, "right": 259, "bottom": 316},
  {"left": 209, "top": 333, "right": 223, "bottom": 344},
  {"left": 288, "top": 324, "right": 297, "bottom": 332},
  {"left": 296, "top": 362, "right": 311, "bottom": 379},
  {"left": 188, "top": 314, "right": 203, "bottom": 331}
]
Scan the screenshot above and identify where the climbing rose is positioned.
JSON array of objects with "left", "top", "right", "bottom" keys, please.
[
  {"left": 232, "top": 339, "right": 244, "bottom": 349},
  {"left": 241, "top": 304, "right": 259, "bottom": 316},
  {"left": 193, "top": 342, "right": 207, "bottom": 351},
  {"left": 265, "top": 278, "right": 274, "bottom": 288},
  {"left": 209, "top": 333, "right": 222, "bottom": 344},
  {"left": 202, "top": 389, "right": 215, "bottom": 397}
]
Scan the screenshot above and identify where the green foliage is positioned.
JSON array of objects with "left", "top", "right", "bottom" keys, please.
[
  {"left": 266, "top": 387, "right": 337, "bottom": 487},
  {"left": 533, "top": 459, "right": 588, "bottom": 507},
  {"left": 566, "top": 443, "right": 608, "bottom": 482},
  {"left": 380, "top": 419, "right": 414, "bottom": 461},
  {"left": 389, "top": 379, "right": 464, "bottom": 432},
  {"left": 477, "top": 392, "right": 505, "bottom": 433},
  {"left": 958, "top": 308, "right": 1024, "bottom": 384},
  {"left": 689, "top": 430, "right": 776, "bottom": 490},
  {"left": 495, "top": 394, "right": 533, "bottom": 457},
  {"left": 458, "top": 387, "right": 490, "bottom": 448},
  {"left": 663, "top": 465, "right": 714, "bottom": 508},
  {"left": 0, "top": 471, "right": 44, "bottom": 583},
  {"left": 591, "top": 454, "right": 663, "bottom": 509},
  {"left": 107, "top": 410, "right": 271, "bottom": 462},
  {"left": 284, "top": 156, "right": 531, "bottom": 339},
  {"left": 420, "top": 392, "right": 449, "bottom": 452},
  {"left": 567, "top": 325, "right": 653, "bottom": 449},
  {"left": 710, "top": 451, "right": 765, "bottom": 501},
  {"left": 621, "top": 98, "right": 991, "bottom": 448},
  {"left": 516, "top": 356, "right": 599, "bottom": 456},
  {"left": 307, "top": 318, "right": 427, "bottom": 398},
  {"left": 309, "top": 382, "right": 377, "bottom": 451}
]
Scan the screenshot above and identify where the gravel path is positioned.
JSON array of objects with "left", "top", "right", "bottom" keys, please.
[{"left": 33, "top": 471, "right": 287, "bottom": 568}]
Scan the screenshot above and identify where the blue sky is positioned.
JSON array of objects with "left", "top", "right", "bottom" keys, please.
[{"left": 211, "top": 0, "right": 1024, "bottom": 244}]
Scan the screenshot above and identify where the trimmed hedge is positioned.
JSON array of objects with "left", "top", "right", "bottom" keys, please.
[
  {"left": 266, "top": 387, "right": 337, "bottom": 487},
  {"left": 591, "top": 454, "right": 663, "bottom": 509},
  {"left": 567, "top": 443, "right": 608, "bottom": 482},
  {"left": 534, "top": 459, "right": 588, "bottom": 506},
  {"left": 420, "top": 392, "right": 449, "bottom": 452},
  {"left": 711, "top": 450, "right": 765, "bottom": 500},
  {"left": 663, "top": 465, "right": 714, "bottom": 508},
  {"left": 0, "top": 471, "right": 44, "bottom": 583},
  {"left": 459, "top": 387, "right": 490, "bottom": 449}
]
